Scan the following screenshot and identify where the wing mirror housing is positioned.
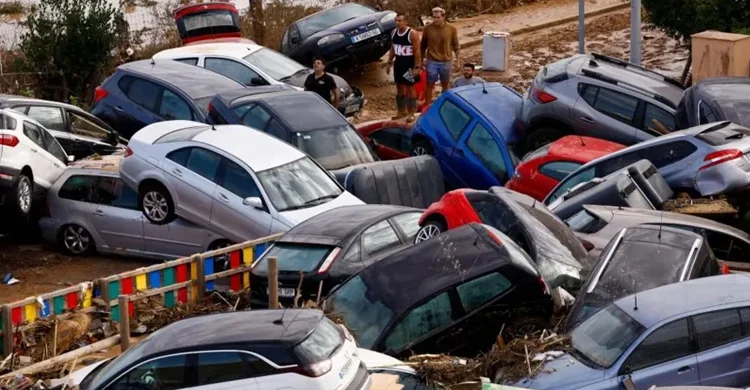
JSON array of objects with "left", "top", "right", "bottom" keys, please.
[
  {"left": 243, "top": 197, "right": 264, "bottom": 209},
  {"left": 67, "top": 155, "right": 76, "bottom": 163},
  {"left": 621, "top": 376, "right": 636, "bottom": 390},
  {"left": 249, "top": 77, "right": 268, "bottom": 86}
]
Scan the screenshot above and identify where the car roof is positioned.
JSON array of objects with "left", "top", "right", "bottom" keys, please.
[
  {"left": 215, "top": 86, "right": 294, "bottom": 104},
  {"left": 451, "top": 83, "right": 520, "bottom": 141},
  {"left": 583, "top": 205, "right": 750, "bottom": 240},
  {"left": 0, "top": 108, "right": 47, "bottom": 130},
  {"left": 138, "top": 309, "right": 323, "bottom": 356},
  {"left": 352, "top": 223, "right": 509, "bottom": 314},
  {"left": 296, "top": 2, "right": 371, "bottom": 23},
  {"left": 276, "top": 205, "right": 421, "bottom": 247},
  {"left": 226, "top": 90, "right": 348, "bottom": 131},
  {"left": 696, "top": 77, "right": 750, "bottom": 101},
  {"left": 118, "top": 60, "right": 245, "bottom": 99},
  {"left": 547, "top": 135, "right": 625, "bottom": 162},
  {"left": 619, "top": 224, "right": 702, "bottom": 247},
  {"left": 0, "top": 94, "right": 89, "bottom": 114},
  {"left": 153, "top": 42, "right": 263, "bottom": 60},
  {"left": 66, "top": 154, "right": 122, "bottom": 173},
  {"left": 615, "top": 274, "right": 750, "bottom": 328}
]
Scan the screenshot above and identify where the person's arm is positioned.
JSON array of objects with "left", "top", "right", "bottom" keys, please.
[
  {"left": 303, "top": 75, "right": 310, "bottom": 91},
  {"left": 420, "top": 27, "right": 429, "bottom": 64},
  {"left": 385, "top": 38, "right": 395, "bottom": 69},
  {"left": 331, "top": 78, "right": 340, "bottom": 107},
  {"left": 411, "top": 29, "right": 422, "bottom": 70},
  {"left": 451, "top": 26, "right": 461, "bottom": 68}
]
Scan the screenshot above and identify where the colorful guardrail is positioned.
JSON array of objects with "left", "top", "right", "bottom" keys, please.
[{"left": 0, "top": 233, "right": 282, "bottom": 359}]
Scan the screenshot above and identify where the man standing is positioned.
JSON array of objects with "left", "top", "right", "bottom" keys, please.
[
  {"left": 304, "top": 57, "right": 339, "bottom": 108},
  {"left": 384, "top": 13, "right": 421, "bottom": 122},
  {"left": 452, "top": 63, "right": 485, "bottom": 88},
  {"left": 420, "top": 7, "right": 460, "bottom": 106}
]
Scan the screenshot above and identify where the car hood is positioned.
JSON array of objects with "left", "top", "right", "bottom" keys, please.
[
  {"left": 357, "top": 348, "right": 415, "bottom": 372},
  {"left": 283, "top": 70, "right": 352, "bottom": 95},
  {"left": 69, "top": 358, "right": 111, "bottom": 386},
  {"left": 321, "top": 12, "right": 385, "bottom": 35},
  {"left": 279, "top": 191, "right": 364, "bottom": 226},
  {"left": 515, "top": 353, "right": 605, "bottom": 390}
]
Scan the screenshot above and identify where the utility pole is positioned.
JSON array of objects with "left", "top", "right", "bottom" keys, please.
[
  {"left": 630, "top": 0, "right": 641, "bottom": 65},
  {"left": 578, "top": 0, "right": 585, "bottom": 54}
]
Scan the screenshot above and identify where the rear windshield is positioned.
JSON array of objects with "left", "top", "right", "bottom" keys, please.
[
  {"left": 695, "top": 123, "right": 750, "bottom": 146},
  {"left": 154, "top": 126, "right": 209, "bottom": 144},
  {"left": 521, "top": 143, "right": 551, "bottom": 163},
  {"left": 541, "top": 57, "right": 573, "bottom": 83},
  {"left": 566, "top": 209, "right": 608, "bottom": 234},
  {"left": 294, "top": 317, "right": 344, "bottom": 364},
  {"left": 526, "top": 207, "right": 588, "bottom": 261},
  {"left": 324, "top": 275, "right": 394, "bottom": 349},
  {"left": 254, "top": 243, "right": 335, "bottom": 274},
  {"left": 0, "top": 113, "right": 17, "bottom": 130}
]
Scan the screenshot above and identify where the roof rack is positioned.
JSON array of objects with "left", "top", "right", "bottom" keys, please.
[
  {"left": 581, "top": 69, "right": 677, "bottom": 109},
  {"left": 589, "top": 53, "right": 685, "bottom": 89}
]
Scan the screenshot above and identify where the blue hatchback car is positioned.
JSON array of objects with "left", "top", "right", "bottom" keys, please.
[
  {"left": 409, "top": 82, "right": 523, "bottom": 190},
  {"left": 517, "top": 274, "right": 750, "bottom": 389}
]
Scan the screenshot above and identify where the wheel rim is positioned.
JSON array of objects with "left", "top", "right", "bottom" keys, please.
[
  {"left": 18, "top": 180, "right": 31, "bottom": 213},
  {"left": 415, "top": 224, "right": 441, "bottom": 243},
  {"left": 63, "top": 225, "right": 91, "bottom": 254},
  {"left": 412, "top": 146, "right": 428, "bottom": 156},
  {"left": 143, "top": 191, "right": 168, "bottom": 222}
]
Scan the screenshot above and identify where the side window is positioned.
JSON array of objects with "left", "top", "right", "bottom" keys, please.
[
  {"left": 159, "top": 90, "right": 194, "bottom": 121},
  {"left": 205, "top": 57, "right": 262, "bottom": 86},
  {"left": 22, "top": 121, "right": 44, "bottom": 147},
  {"left": 547, "top": 167, "right": 595, "bottom": 203},
  {"left": 385, "top": 293, "right": 453, "bottom": 350},
  {"left": 110, "top": 354, "right": 187, "bottom": 390},
  {"left": 25, "top": 106, "right": 65, "bottom": 131},
  {"left": 699, "top": 101, "right": 718, "bottom": 125},
  {"left": 539, "top": 161, "right": 581, "bottom": 181},
  {"left": 265, "top": 118, "right": 287, "bottom": 140},
  {"left": 125, "top": 78, "right": 162, "bottom": 113},
  {"left": 39, "top": 126, "right": 68, "bottom": 163},
  {"left": 237, "top": 104, "right": 272, "bottom": 130},
  {"left": 644, "top": 104, "right": 676, "bottom": 134},
  {"left": 175, "top": 58, "right": 198, "bottom": 66},
  {"left": 595, "top": 152, "right": 641, "bottom": 177},
  {"left": 196, "top": 352, "right": 248, "bottom": 386},
  {"left": 579, "top": 84, "right": 599, "bottom": 106},
  {"left": 466, "top": 122, "right": 507, "bottom": 180},
  {"left": 96, "top": 177, "right": 138, "bottom": 210},
  {"left": 439, "top": 100, "right": 471, "bottom": 140},
  {"left": 289, "top": 26, "right": 301, "bottom": 46},
  {"left": 166, "top": 148, "right": 190, "bottom": 166},
  {"left": 739, "top": 307, "right": 750, "bottom": 335},
  {"left": 695, "top": 253, "right": 720, "bottom": 278},
  {"left": 456, "top": 272, "right": 512, "bottom": 312},
  {"left": 362, "top": 220, "right": 402, "bottom": 257},
  {"left": 58, "top": 175, "right": 98, "bottom": 202},
  {"left": 0, "top": 113, "right": 17, "bottom": 130},
  {"left": 391, "top": 212, "right": 422, "bottom": 243},
  {"left": 370, "top": 128, "right": 410, "bottom": 153},
  {"left": 693, "top": 309, "right": 742, "bottom": 351},
  {"left": 217, "top": 159, "right": 261, "bottom": 199},
  {"left": 69, "top": 112, "right": 112, "bottom": 142},
  {"left": 342, "top": 240, "right": 361, "bottom": 263},
  {"left": 637, "top": 141, "right": 698, "bottom": 169},
  {"left": 167, "top": 147, "right": 222, "bottom": 182},
  {"left": 281, "top": 28, "right": 291, "bottom": 52},
  {"left": 591, "top": 88, "right": 639, "bottom": 127},
  {"left": 623, "top": 319, "right": 693, "bottom": 373}
]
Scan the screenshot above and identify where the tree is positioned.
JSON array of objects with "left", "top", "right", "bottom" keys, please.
[
  {"left": 642, "top": 0, "right": 750, "bottom": 85},
  {"left": 20, "top": 0, "right": 126, "bottom": 103}
]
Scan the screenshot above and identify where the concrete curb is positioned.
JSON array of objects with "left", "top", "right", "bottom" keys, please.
[{"left": 459, "top": 2, "right": 631, "bottom": 49}]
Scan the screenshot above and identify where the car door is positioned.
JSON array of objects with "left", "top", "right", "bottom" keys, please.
[
  {"left": 19, "top": 121, "right": 52, "bottom": 187},
  {"left": 204, "top": 57, "right": 266, "bottom": 86},
  {"left": 89, "top": 176, "right": 145, "bottom": 252},
  {"left": 159, "top": 89, "right": 197, "bottom": 122},
  {"left": 369, "top": 126, "right": 411, "bottom": 160},
  {"left": 194, "top": 351, "right": 259, "bottom": 390},
  {"left": 105, "top": 354, "right": 189, "bottom": 390},
  {"left": 116, "top": 76, "right": 166, "bottom": 135},
  {"left": 210, "top": 156, "right": 274, "bottom": 241},
  {"left": 635, "top": 140, "right": 698, "bottom": 187},
  {"left": 162, "top": 146, "right": 221, "bottom": 227},
  {"left": 618, "top": 318, "right": 700, "bottom": 387},
  {"left": 693, "top": 307, "right": 750, "bottom": 386},
  {"left": 26, "top": 121, "right": 67, "bottom": 188},
  {"left": 454, "top": 121, "right": 511, "bottom": 189},
  {"left": 232, "top": 103, "right": 290, "bottom": 141},
  {"left": 66, "top": 110, "right": 120, "bottom": 157},
  {"left": 642, "top": 102, "right": 676, "bottom": 135},
  {"left": 572, "top": 84, "right": 645, "bottom": 145}
]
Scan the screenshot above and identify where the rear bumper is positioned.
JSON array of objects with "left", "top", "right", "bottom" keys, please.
[
  {"left": 695, "top": 157, "right": 750, "bottom": 196},
  {"left": 345, "top": 363, "right": 371, "bottom": 390}
]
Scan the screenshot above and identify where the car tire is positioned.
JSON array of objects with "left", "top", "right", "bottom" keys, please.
[
  {"left": 415, "top": 219, "right": 446, "bottom": 244},
  {"left": 59, "top": 224, "right": 95, "bottom": 256},
  {"left": 410, "top": 140, "right": 434, "bottom": 157},
  {"left": 12, "top": 173, "right": 33, "bottom": 220},
  {"left": 208, "top": 240, "right": 233, "bottom": 272},
  {"left": 525, "top": 127, "right": 565, "bottom": 151},
  {"left": 139, "top": 183, "right": 175, "bottom": 225}
]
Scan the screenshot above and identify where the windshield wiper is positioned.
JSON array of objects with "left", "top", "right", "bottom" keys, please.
[
  {"left": 304, "top": 194, "right": 339, "bottom": 205},
  {"left": 569, "top": 347, "right": 604, "bottom": 369}
]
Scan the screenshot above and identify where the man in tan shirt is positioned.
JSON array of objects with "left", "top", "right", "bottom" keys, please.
[{"left": 420, "top": 7, "right": 461, "bottom": 106}]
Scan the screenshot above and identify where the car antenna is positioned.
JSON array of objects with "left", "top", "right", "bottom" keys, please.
[
  {"left": 481, "top": 81, "right": 488, "bottom": 94},
  {"left": 150, "top": 57, "right": 155, "bottom": 65},
  {"left": 578, "top": 135, "right": 586, "bottom": 146},
  {"left": 273, "top": 309, "right": 285, "bottom": 325},
  {"left": 633, "top": 277, "right": 639, "bottom": 311}
]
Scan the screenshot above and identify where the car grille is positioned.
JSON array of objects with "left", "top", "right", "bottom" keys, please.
[{"left": 348, "top": 21, "right": 378, "bottom": 36}]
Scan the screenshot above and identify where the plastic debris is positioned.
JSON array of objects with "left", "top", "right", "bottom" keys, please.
[
  {"left": 3, "top": 274, "right": 20, "bottom": 285},
  {"left": 531, "top": 350, "right": 564, "bottom": 362}
]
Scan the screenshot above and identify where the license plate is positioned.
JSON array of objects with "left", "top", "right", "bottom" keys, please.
[
  {"left": 339, "top": 356, "right": 353, "bottom": 379},
  {"left": 351, "top": 28, "right": 381, "bottom": 43},
  {"left": 268, "top": 287, "right": 296, "bottom": 297},
  {"left": 345, "top": 104, "right": 360, "bottom": 114}
]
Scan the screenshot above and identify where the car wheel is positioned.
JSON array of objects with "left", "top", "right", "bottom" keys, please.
[
  {"left": 59, "top": 224, "right": 94, "bottom": 256},
  {"left": 209, "top": 240, "right": 232, "bottom": 271},
  {"left": 415, "top": 219, "right": 446, "bottom": 244},
  {"left": 410, "top": 140, "right": 434, "bottom": 157},
  {"left": 139, "top": 183, "right": 175, "bottom": 225},
  {"left": 526, "top": 127, "right": 565, "bottom": 151},
  {"left": 12, "top": 174, "right": 33, "bottom": 219}
]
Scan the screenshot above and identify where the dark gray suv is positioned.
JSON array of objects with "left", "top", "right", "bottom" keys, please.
[{"left": 517, "top": 53, "right": 685, "bottom": 151}]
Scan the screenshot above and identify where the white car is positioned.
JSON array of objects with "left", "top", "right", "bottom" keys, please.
[
  {"left": 0, "top": 109, "right": 72, "bottom": 218},
  {"left": 151, "top": 42, "right": 365, "bottom": 117},
  {"left": 118, "top": 120, "right": 364, "bottom": 243}
]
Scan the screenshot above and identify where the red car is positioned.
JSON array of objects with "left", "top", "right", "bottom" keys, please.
[
  {"left": 505, "top": 135, "right": 624, "bottom": 201},
  {"left": 355, "top": 120, "right": 413, "bottom": 160}
]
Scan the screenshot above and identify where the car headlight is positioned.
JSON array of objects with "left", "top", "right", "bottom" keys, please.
[
  {"left": 318, "top": 33, "right": 345, "bottom": 46},
  {"left": 380, "top": 11, "right": 396, "bottom": 24}
]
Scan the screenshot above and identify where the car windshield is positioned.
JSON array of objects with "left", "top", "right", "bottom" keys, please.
[
  {"left": 87, "top": 330, "right": 157, "bottom": 389},
  {"left": 244, "top": 48, "right": 308, "bottom": 81},
  {"left": 292, "top": 125, "right": 375, "bottom": 170},
  {"left": 521, "top": 143, "right": 551, "bottom": 162},
  {"left": 569, "top": 304, "right": 645, "bottom": 368},
  {"left": 256, "top": 156, "right": 342, "bottom": 212},
  {"left": 253, "top": 243, "right": 335, "bottom": 274},
  {"left": 296, "top": 3, "right": 373, "bottom": 37},
  {"left": 324, "top": 275, "right": 394, "bottom": 349},
  {"left": 566, "top": 209, "right": 609, "bottom": 234}
]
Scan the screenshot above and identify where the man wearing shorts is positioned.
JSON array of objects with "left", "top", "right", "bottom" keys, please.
[
  {"left": 384, "top": 13, "right": 421, "bottom": 122},
  {"left": 420, "top": 7, "right": 460, "bottom": 106}
]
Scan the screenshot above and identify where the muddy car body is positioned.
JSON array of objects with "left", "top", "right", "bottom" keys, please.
[
  {"left": 676, "top": 77, "right": 750, "bottom": 129},
  {"left": 172, "top": 2, "right": 252, "bottom": 46}
]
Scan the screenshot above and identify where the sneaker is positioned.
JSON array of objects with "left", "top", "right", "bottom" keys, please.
[
  {"left": 391, "top": 112, "right": 407, "bottom": 120},
  {"left": 406, "top": 115, "right": 415, "bottom": 123}
]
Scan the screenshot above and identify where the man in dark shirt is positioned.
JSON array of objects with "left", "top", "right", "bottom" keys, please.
[{"left": 304, "top": 57, "right": 339, "bottom": 108}]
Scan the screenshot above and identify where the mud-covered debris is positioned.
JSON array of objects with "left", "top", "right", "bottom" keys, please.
[{"left": 662, "top": 197, "right": 737, "bottom": 215}]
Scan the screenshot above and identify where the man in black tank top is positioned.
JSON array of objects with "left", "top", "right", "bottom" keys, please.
[{"left": 383, "top": 13, "right": 422, "bottom": 122}]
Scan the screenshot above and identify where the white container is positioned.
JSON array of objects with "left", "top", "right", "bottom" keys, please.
[{"left": 482, "top": 31, "right": 511, "bottom": 72}]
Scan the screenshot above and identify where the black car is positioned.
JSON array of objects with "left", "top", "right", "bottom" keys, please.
[
  {"left": 208, "top": 88, "right": 377, "bottom": 175},
  {"left": 323, "top": 223, "right": 553, "bottom": 358},
  {"left": 280, "top": 3, "right": 397, "bottom": 70},
  {"left": 565, "top": 225, "right": 725, "bottom": 331},
  {"left": 0, "top": 95, "right": 124, "bottom": 159},
  {"left": 91, "top": 59, "right": 250, "bottom": 139},
  {"left": 250, "top": 204, "right": 423, "bottom": 307},
  {"left": 676, "top": 77, "right": 750, "bottom": 129}
]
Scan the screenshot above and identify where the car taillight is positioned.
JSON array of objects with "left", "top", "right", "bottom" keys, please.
[
  {"left": 532, "top": 87, "right": 557, "bottom": 104},
  {"left": 537, "top": 275, "right": 550, "bottom": 295},
  {"left": 0, "top": 134, "right": 19, "bottom": 147},
  {"left": 287, "top": 359, "right": 333, "bottom": 378},
  {"left": 208, "top": 101, "right": 214, "bottom": 112},
  {"left": 93, "top": 86, "right": 108, "bottom": 104},
  {"left": 317, "top": 247, "right": 342, "bottom": 274},
  {"left": 486, "top": 231, "right": 504, "bottom": 245},
  {"left": 123, "top": 146, "right": 133, "bottom": 157},
  {"left": 721, "top": 262, "right": 730, "bottom": 275},
  {"left": 580, "top": 239, "right": 595, "bottom": 252},
  {"left": 339, "top": 324, "right": 354, "bottom": 342},
  {"left": 700, "top": 149, "right": 743, "bottom": 171}
]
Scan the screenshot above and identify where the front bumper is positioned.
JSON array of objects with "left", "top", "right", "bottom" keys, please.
[
  {"left": 323, "top": 32, "right": 392, "bottom": 67},
  {"left": 338, "top": 87, "right": 366, "bottom": 117}
]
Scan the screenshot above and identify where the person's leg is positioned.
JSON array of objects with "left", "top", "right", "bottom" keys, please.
[
  {"left": 405, "top": 83, "right": 417, "bottom": 122},
  {"left": 392, "top": 83, "right": 406, "bottom": 120},
  {"left": 438, "top": 62, "right": 451, "bottom": 95},
  {"left": 425, "top": 60, "right": 440, "bottom": 106}
]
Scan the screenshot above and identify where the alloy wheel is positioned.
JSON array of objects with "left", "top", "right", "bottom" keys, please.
[
  {"left": 63, "top": 225, "right": 91, "bottom": 254},
  {"left": 17, "top": 180, "right": 31, "bottom": 213},
  {"left": 415, "top": 224, "right": 442, "bottom": 243},
  {"left": 143, "top": 191, "right": 168, "bottom": 222}
]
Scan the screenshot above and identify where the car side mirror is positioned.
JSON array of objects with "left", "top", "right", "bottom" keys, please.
[
  {"left": 291, "top": 36, "right": 300, "bottom": 45},
  {"left": 249, "top": 77, "right": 267, "bottom": 86},
  {"left": 243, "top": 197, "right": 264, "bottom": 209},
  {"left": 620, "top": 376, "right": 635, "bottom": 390},
  {"left": 67, "top": 155, "right": 75, "bottom": 163}
]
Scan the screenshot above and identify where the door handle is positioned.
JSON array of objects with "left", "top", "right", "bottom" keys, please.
[
  {"left": 677, "top": 366, "right": 693, "bottom": 374},
  {"left": 114, "top": 106, "right": 124, "bottom": 112},
  {"left": 30, "top": 148, "right": 38, "bottom": 153},
  {"left": 94, "top": 209, "right": 105, "bottom": 216},
  {"left": 456, "top": 149, "right": 465, "bottom": 157},
  {"left": 580, "top": 116, "right": 595, "bottom": 124},
  {"left": 219, "top": 193, "right": 230, "bottom": 202},
  {"left": 171, "top": 168, "right": 183, "bottom": 177}
]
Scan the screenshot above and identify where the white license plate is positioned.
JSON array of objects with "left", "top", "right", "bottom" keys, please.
[
  {"left": 345, "top": 104, "right": 360, "bottom": 114},
  {"left": 268, "top": 287, "right": 296, "bottom": 297},
  {"left": 339, "top": 356, "right": 354, "bottom": 379},
  {"left": 352, "top": 28, "right": 381, "bottom": 43}
]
